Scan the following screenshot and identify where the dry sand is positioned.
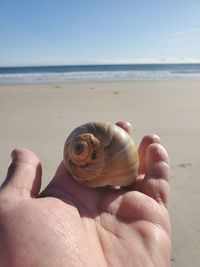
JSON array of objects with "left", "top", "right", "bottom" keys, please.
[{"left": 0, "top": 80, "right": 200, "bottom": 266}]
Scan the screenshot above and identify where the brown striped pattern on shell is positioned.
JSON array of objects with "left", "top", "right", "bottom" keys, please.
[{"left": 63, "top": 122, "right": 139, "bottom": 187}]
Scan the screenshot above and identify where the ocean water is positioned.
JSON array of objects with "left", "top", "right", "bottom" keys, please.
[{"left": 0, "top": 64, "right": 200, "bottom": 84}]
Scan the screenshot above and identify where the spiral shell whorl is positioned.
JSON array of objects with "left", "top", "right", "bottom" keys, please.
[
  {"left": 63, "top": 122, "right": 139, "bottom": 187},
  {"left": 70, "top": 134, "right": 97, "bottom": 163}
]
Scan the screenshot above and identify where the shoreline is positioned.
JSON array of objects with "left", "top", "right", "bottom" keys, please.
[
  {"left": 1, "top": 78, "right": 200, "bottom": 87},
  {"left": 1, "top": 77, "right": 200, "bottom": 86}
]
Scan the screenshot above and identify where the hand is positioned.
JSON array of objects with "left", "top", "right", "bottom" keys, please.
[{"left": 0, "top": 122, "right": 171, "bottom": 267}]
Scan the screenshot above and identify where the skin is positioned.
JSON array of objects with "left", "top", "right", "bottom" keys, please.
[{"left": 0, "top": 121, "right": 171, "bottom": 267}]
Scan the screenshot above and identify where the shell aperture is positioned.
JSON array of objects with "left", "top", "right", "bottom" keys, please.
[{"left": 63, "top": 122, "right": 139, "bottom": 187}]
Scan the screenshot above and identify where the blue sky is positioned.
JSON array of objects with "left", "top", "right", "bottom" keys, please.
[{"left": 0, "top": 0, "right": 200, "bottom": 66}]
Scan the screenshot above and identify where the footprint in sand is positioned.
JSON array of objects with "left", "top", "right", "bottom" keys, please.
[
  {"left": 113, "top": 91, "right": 120, "bottom": 95},
  {"left": 178, "top": 163, "right": 192, "bottom": 168}
]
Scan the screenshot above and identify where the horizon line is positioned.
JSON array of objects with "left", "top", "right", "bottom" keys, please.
[{"left": 1, "top": 61, "right": 200, "bottom": 68}]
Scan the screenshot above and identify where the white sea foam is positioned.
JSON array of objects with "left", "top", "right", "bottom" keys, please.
[{"left": 0, "top": 70, "right": 200, "bottom": 84}]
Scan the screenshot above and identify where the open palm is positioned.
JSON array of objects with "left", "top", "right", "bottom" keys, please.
[{"left": 0, "top": 122, "right": 171, "bottom": 267}]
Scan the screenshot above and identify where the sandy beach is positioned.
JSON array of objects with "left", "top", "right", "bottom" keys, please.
[{"left": 0, "top": 80, "right": 200, "bottom": 266}]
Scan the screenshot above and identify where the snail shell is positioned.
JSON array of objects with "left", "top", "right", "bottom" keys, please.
[{"left": 63, "top": 122, "right": 139, "bottom": 188}]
